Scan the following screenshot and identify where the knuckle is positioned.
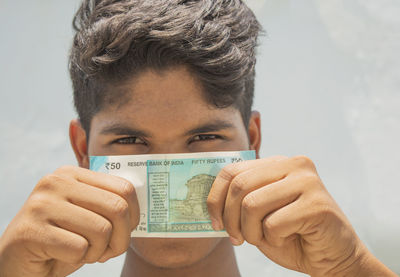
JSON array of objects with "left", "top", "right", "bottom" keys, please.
[
  {"left": 206, "top": 195, "right": 218, "bottom": 209},
  {"left": 218, "top": 165, "right": 236, "bottom": 181},
  {"left": 110, "top": 197, "right": 129, "bottom": 218},
  {"left": 315, "top": 201, "right": 336, "bottom": 220},
  {"left": 36, "top": 174, "right": 60, "bottom": 191},
  {"left": 292, "top": 155, "right": 315, "bottom": 169},
  {"left": 70, "top": 237, "right": 89, "bottom": 262},
  {"left": 306, "top": 194, "right": 338, "bottom": 223},
  {"left": 206, "top": 195, "right": 222, "bottom": 219},
  {"left": 95, "top": 219, "right": 113, "bottom": 237},
  {"left": 230, "top": 174, "right": 248, "bottom": 196},
  {"left": 241, "top": 194, "right": 258, "bottom": 213},
  {"left": 27, "top": 193, "right": 51, "bottom": 216},
  {"left": 118, "top": 179, "right": 135, "bottom": 199},
  {"left": 301, "top": 173, "right": 322, "bottom": 189},
  {"left": 263, "top": 217, "right": 277, "bottom": 234},
  {"left": 262, "top": 219, "right": 282, "bottom": 247}
]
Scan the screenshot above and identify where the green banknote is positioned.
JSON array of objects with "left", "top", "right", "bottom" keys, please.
[{"left": 90, "top": 151, "right": 255, "bottom": 238}]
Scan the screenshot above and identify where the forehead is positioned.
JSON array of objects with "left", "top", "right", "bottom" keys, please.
[
  {"left": 117, "top": 66, "right": 210, "bottom": 116},
  {"left": 93, "top": 66, "right": 242, "bottom": 135}
]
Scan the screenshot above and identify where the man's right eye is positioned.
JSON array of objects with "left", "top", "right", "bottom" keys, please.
[{"left": 113, "top": 137, "right": 147, "bottom": 145}]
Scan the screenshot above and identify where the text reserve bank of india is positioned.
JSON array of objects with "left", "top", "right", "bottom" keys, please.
[{"left": 90, "top": 151, "right": 255, "bottom": 238}]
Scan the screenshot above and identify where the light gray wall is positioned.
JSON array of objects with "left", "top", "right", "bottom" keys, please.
[{"left": 1, "top": 1, "right": 399, "bottom": 276}]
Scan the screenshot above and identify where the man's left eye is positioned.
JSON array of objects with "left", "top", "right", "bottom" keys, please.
[
  {"left": 190, "top": 134, "right": 221, "bottom": 142},
  {"left": 113, "top": 136, "right": 146, "bottom": 145}
]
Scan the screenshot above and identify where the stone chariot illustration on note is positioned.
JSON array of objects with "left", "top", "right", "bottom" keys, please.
[{"left": 170, "top": 174, "right": 216, "bottom": 222}]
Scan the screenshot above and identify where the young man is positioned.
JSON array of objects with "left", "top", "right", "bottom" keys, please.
[{"left": 0, "top": 0, "right": 397, "bottom": 276}]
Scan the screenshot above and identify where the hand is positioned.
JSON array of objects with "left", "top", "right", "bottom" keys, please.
[
  {"left": 0, "top": 166, "right": 140, "bottom": 277},
  {"left": 207, "top": 156, "right": 395, "bottom": 276}
]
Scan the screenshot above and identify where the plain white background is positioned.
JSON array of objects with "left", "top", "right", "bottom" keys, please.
[{"left": 0, "top": 0, "right": 399, "bottom": 276}]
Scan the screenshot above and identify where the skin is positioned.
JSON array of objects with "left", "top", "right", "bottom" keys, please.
[{"left": 0, "top": 66, "right": 397, "bottom": 277}]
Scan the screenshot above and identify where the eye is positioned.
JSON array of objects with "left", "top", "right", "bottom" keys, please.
[
  {"left": 113, "top": 136, "right": 146, "bottom": 145},
  {"left": 190, "top": 134, "right": 221, "bottom": 143}
]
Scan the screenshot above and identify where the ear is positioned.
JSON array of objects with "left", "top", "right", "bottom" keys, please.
[
  {"left": 69, "top": 119, "right": 90, "bottom": 169},
  {"left": 247, "top": 111, "right": 261, "bottom": 159}
]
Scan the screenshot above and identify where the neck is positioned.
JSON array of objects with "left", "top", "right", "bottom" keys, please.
[{"left": 121, "top": 238, "right": 240, "bottom": 277}]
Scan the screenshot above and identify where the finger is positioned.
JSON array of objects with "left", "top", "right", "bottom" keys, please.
[
  {"left": 260, "top": 193, "right": 332, "bottom": 248},
  {"left": 262, "top": 201, "right": 304, "bottom": 248},
  {"left": 49, "top": 201, "right": 112, "bottom": 263},
  {"left": 223, "top": 159, "right": 292, "bottom": 244},
  {"left": 207, "top": 156, "right": 287, "bottom": 230},
  {"left": 240, "top": 175, "right": 302, "bottom": 246},
  {"left": 55, "top": 166, "right": 139, "bottom": 227},
  {"left": 42, "top": 225, "right": 89, "bottom": 264},
  {"left": 64, "top": 181, "right": 134, "bottom": 260}
]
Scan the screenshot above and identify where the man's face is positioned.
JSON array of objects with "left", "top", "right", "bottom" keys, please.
[{"left": 86, "top": 66, "right": 259, "bottom": 267}]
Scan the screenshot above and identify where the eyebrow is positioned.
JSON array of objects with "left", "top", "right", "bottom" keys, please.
[
  {"left": 100, "top": 124, "right": 151, "bottom": 137},
  {"left": 99, "top": 119, "right": 235, "bottom": 137},
  {"left": 184, "top": 120, "right": 235, "bottom": 136}
]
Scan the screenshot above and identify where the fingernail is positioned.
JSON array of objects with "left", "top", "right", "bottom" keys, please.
[
  {"left": 210, "top": 217, "right": 222, "bottom": 231},
  {"left": 229, "top": 236, "right": 243, "bottom": 246}
]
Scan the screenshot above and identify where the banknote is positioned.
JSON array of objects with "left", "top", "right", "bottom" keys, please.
[{"left": 90, "top": 150, "right": 255, "bottom": 237}]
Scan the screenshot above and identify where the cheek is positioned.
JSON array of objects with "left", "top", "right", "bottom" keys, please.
[{"left": 130, "top": 237, "right": 222, "bottom": 268}]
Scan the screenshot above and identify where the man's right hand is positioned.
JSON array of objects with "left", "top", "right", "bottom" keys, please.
[{"left": 0, "top": 166, "right": 140, "bottom": 277}]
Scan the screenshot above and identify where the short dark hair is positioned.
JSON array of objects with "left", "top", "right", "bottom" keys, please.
[{"left": 69, "top": 0, "right": 261, "bottom": 134}]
